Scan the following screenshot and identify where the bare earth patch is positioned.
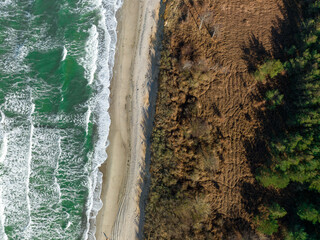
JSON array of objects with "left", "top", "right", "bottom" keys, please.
[{"left": 144, "top": 0, "right": 288, "bottom": 239}]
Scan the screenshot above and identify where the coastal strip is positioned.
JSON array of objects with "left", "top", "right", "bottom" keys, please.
[{"left": 95, "top": 0, "right": 163, "bottom": 239}]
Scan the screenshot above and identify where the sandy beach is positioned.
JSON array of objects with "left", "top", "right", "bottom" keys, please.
[{"left": 95, "top": 0, "right": 162, "bottom": 239}]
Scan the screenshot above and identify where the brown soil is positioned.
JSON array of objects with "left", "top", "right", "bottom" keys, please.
[{"left": 144, "top": 0, "right": 293, "bottom": 239}]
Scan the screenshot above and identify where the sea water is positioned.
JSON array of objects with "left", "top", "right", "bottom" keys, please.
[{"left": 0, "top": 0, "right": 121, "bottom": 239}]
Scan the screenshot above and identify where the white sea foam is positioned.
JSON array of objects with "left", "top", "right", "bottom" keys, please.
[
  {"left": 25, "top": 101, "right": 34, "bottom": 234},
  {"left": 0, "top": 186, "right": 7, "bottom": 240},
  {"left": 54, "top": 137, "right": 62, "bottom": 200},
  {"left": 86, "top": 106, "right": 91, "bottom": 135},
  {"left": 0, "top": 0, "right": 122, "bottom": 238},
  {"left": 80, "top": 25, "right": 99, "bottom": 85},
  {"left": 0, "top": 133, "right": 7, "bottom": 164},
  {"left": 82, "top": 0, "right": 123, "bottom": 239},
  {"left": 0, "top": 111, "right": 4, "bottom": 124},
  {"left": 1, "top": 38, "right": 30, "bottom": 74},
  {"left": 61, "top": 46, "right": 68, "bottom": 61},
  {"left": 0, "top": 90, "right": 36, "bottom": 239},
  {"left": 0, "top": 0, "right": 12, "bottom": 6},
  {"left": 0, "top": 110, "right": 7, "bottom": 164},
  {"left": 65, "top": 221, "right": 72, "bottom": 230},
  {"left": 0, "top": 111, "right": 8, "bottom": 240}
]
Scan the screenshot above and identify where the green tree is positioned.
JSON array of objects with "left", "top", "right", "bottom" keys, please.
[
  {"left": 256, "top": 168, "right": 290, "bottom": 188},
  {"left": 284, "top": 226, "right": 309, "bottom": 240},
  {"left": 297, "top": 202, "right": 320, "bottom": 224},
  {"left": 254, "top": 59, "right": 284, "bottom": 81},
  {"left": 254, "top": 1, "right": 320, "bottom": 238},
  {"left": 265, "top": 89, "right": 284, "bottom": 109},
  {"left": 256, "top": 217, "right": 280, "bottom": 235},
  {"left": 255, "top": 203, "right": 287, "bottom": 235}
]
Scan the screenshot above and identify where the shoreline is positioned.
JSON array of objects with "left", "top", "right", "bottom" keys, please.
[
  {"left": 95, "top": 0, "right": 162, "bottom": 239},
  {"left": 94, "top": 0, "right": 138, "bottom": 239}
]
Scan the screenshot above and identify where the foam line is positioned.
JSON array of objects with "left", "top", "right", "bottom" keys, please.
[
  {"left": 61, "top": 46, "right": 67, "bottom": 61},
  {"left": 54, "top": 137, "right": 62, "bottom": 200},
  {"left": 0, "top": 111, "right": 8, "bottom": 240},
  {"left": 0, "top": 111, "right": 4, "bottom": 124},
  {"left": 0, "top": 133, "right": 7, "bottom": 164},
  {"left": 83, "top": 0, "right": 123, "bottom": 238},
  {"left": 25, "top": 102, "right": 35, "bottom": 233},
  {"left": 81, "top": 25, "right": 99, "bottom": 85},
  {"left": 86, "top": 106, "right": 91, "bottom": 135},
  {"left": 0, "top": 185, "right": 7, "bottom": 240}
]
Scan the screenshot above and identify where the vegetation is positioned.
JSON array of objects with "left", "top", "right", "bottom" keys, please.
[
  {"left": 144, "top": 47, "right": 218, "bottom": 239},
  {"left": 297, "top": 202, "right": 320, "bottom": 224},
  {"left": 254, "top": 0, "right": 320, "bottom": 238},
  {"left": 254, "top": 59, "right": 285, "bottom": 81},
  {"left": 265, "top": 89, "right": 284, "bottom": 109},
  {"left": 145, "top": 0, "right": 320, "bottom": 239},
  {"left": 255, "top": 203, "right": 287, "bottom": 235},
  {"left": 284, "top": 227, "right": 309, "bottom": 240}
]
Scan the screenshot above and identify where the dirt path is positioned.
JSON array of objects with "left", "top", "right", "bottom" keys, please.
[
  {"left": 205, "top": 0, "right": 284, "bottom": 224},
  {"left": 144, "top": 0, "right": 286, "bottom": 238}
]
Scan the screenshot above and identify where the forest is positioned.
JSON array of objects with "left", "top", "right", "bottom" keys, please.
[{"left": 254, "top": 0, "right": 320, "bottom": 238}]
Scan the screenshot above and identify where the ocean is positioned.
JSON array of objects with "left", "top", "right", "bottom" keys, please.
[{"left": 0, "top": 0, "right": 121, "bottom": 239}]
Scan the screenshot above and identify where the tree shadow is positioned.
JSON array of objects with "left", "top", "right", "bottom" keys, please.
[
  {"left": 270, "top": 0, "right": 304, "bottom": 60},
  {"left": 241, "top": 0, "right": 304, "bottom": 72},
  {"left": 223, "top": 217, "right": 264, "bottom": 240},
  {"left": 241, "top": 34, "right": 271, "bottom": 73},
  {"left": 239, "top": 0, "right": 306, "bottom": 232}
]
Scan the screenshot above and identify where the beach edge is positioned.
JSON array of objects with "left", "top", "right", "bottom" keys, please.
[{"left": 95, "top": 0, "right": 163, "bottom": 239}]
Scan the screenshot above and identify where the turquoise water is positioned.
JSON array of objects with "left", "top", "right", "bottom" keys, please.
[{"left": 0, "top": 0, "right": 121, "bottom": 239}]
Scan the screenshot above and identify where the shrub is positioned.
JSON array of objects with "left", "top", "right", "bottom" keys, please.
[
  {"left": 269, "top": 203, "right": 287, "bottom": 219},
  {"left": 297, "top": 202, "right": 320, "bottom": 224},
  {"left": 255, "top": 203, "right": 287, "bottom": 236},
  {"left": 256, "top": 217, "right": 280, "bottom": 235},
  {"left": 309, "top": 178, "right": 320, "bottom": 192},
  {"left": 256, "top": 168, "right": 290, "bottom": 189},
  {"left": 284, "top": 227, "right": 309, "bottom": 240},
  {"left": 254, "top": 60, "right": 284, "bottom": 81},
  {"left": 265, "top": 89, "right": 284, "bottom": 109}
]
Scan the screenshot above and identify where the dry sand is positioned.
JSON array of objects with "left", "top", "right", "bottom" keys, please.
[{"left": 95, "top": 0, "right": 162, "bottom": 239}]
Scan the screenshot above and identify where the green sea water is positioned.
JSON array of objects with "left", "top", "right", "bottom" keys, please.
[{"left": 0, "top": 0, "right": 121, "bottom": 239}]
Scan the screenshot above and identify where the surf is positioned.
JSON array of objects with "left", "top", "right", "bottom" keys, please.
[
  {"left": 0, "top": 0, "right": 122, "bottom": 239},
  {"left": 61, "top": 46, "right": 68, "bottom": 62}
]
